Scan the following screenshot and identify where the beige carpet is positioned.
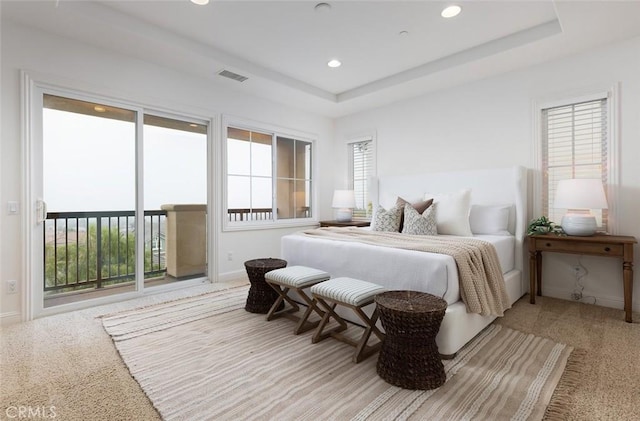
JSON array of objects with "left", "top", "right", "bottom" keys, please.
[
  {"left": 102, "top": 286, "right": 576, "bottom": 421},
  {"left": 2, "top": 282, "right": 639, "bottom": 421}
]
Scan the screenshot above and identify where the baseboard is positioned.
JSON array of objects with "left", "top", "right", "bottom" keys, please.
[
  {"left": 0, "top": 311, "right": 22, "bottom": 326},
  {"left": 217, "top": 270, "right": 248, "bottom": 283},
  {"left": 540, "top": 285, "right": 636, "bottom": 312}
]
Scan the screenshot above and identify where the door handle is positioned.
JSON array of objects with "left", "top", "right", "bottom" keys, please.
[{"left": 37, "top": 199, "right": 47, "bottom": 224}]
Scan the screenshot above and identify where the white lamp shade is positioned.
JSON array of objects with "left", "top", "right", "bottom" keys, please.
[
  {"left": 332, "top": 190, "right": 356, "bottom": 208},
  {"left": 554, "top": 178, "right": 607, "bottom": 236},
  {"left": 554, "top": 179, "right": 608, "bottom": 210},
  {"left": 332, "top": 190, "right": 355, "bottom": 222}
]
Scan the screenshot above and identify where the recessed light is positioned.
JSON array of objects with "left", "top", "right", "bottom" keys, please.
[
  {"left": 191, "top": 0, "right": 209, "bottom": 5},
  {"left": 441, "top": 5, "right": 462, "bottom": 18},
  {"left": 327, "top": 59, "right": 342, "bottom": 68},
  {"left": 399, "top": 30, "right": 409, "bottom": 36},
  {"left": 94, "top": 106, "right": 106, "bottom": 112}
]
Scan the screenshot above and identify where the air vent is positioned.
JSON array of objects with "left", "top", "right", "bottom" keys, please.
[{"left": 218, "top": 70, "right": 248, "bottom": 83}]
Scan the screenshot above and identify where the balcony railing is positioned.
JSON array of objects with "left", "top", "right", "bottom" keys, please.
[
  {"left": 43, "top": 207, "right": 280, "bottom": 295},
  {"left": 227, "top": 208, "right": 273, "bottom": 221},
  {"left": 44, "top": 210, "right": 167, "bottom": 293}
]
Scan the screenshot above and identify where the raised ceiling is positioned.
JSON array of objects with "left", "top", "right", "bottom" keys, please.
[{"left": 3, "top": 1, "right": 640, "bottom": 117}]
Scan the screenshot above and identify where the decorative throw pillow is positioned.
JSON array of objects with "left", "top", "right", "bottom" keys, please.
[
  {"left": 401, "top": 203, "right": 437, "bottom": 235},
  {"left": 396, "top": 197, "right": 434, "bottom": 232},
  {"left": 424, "top": 189, "right": 473, "bottom": 236},
  {"left": 371, "top": 205, "right": 402, "bottom": 232},
  {"left": 469, "top": 204, "right": 511, "bottom": 235}
]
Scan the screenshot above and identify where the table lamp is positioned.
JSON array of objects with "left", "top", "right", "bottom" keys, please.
[
  {"left": 554, "top": 178, "right": 608, "bottom": 236},
  {"left": 332, "top": 190, "right": 356, "bottom": 222}
]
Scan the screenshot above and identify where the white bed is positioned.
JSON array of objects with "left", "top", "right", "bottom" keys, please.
[{"left": 281, "top": 166, "right": 528, "bottom": 356}]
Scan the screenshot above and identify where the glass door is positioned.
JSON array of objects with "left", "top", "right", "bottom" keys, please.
[
  {"left": 143, "top": 114, "right": 208, "bottom": 285},
  {"left": 31, "top": 90, "right": 210, "bottom": 314},
  {"left": 41, "top": 94, "right": 139, "bottom": 308}
]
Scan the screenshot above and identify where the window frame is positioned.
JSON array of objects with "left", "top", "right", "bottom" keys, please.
[
  {"left": 346, "top": 132, "right": 376, "bottom": 220},
  {"left": 222, "top": 116, "right": 318, "bottom": 231},
  {"left": 533, "top": 85, "right": 619, "bottom": 234}
]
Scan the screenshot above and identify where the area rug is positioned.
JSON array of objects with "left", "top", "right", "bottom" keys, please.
[{"left": 102, "top": 286, "right": 580, "bottom": 421}]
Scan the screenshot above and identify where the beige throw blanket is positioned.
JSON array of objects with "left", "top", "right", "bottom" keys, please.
[{"left": 301, "top": 227, "right": 511, "bottom": 317}]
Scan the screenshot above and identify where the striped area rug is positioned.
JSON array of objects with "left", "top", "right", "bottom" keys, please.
[{"left": 102, "top": 286, "right": 578, "bottom": 421}]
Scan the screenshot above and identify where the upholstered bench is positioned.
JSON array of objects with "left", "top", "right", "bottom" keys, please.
[
  {"left": 310, "top": 277, "right": 387, "bottom": 363},
  {"left": 264, "top": 266, "right": 331, "bottom": 334}
]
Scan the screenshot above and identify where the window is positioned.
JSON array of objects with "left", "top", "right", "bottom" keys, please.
[
  {"left": 226, "top": 125, "right": 313, "bottom": 224},
  {"left": 348, "top": 138, "right": 374, "bottom": 219},
  {"left": 541, "top": 97, "right": 610, "bottom": 231}
]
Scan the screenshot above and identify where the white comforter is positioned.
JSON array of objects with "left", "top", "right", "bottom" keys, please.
[{"left": 281, "top": 232, "right": 514, "bottom": 305}]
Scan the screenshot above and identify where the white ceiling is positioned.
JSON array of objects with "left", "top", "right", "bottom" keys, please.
[{"left": 3, "top": 1, "right": 640, "bottom": 117}]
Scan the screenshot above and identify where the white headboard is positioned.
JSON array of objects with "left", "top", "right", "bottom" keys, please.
[{"left": 371, "top": 166, "right": 528, "bottom": 272}]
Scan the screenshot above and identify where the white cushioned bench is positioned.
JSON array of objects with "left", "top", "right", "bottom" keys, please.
[
  {"left": 264, "top": 266, "right": 330, "bottom": 334},
  {"left": 310, "top": 277, "right": 387, "bottom": 363}
]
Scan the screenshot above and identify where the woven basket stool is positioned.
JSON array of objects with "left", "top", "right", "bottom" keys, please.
[
  {"left": 264, "top": 266, "right": 331, "bottom": 334},
  {"left": 375, "top": 290, "right": 448, "bottom": 390},
  {"left": 310, "top": 277, "right": 387, "bottom": 363},
  {"left": 244, "top": 258, "right": 287, "bottom": 314}
]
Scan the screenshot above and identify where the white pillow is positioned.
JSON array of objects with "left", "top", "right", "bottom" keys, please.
[
  {"left": 424, "top": 189, "right": 472, "bottom": 236},
  {"left": 469, "top": 204, "right": 511, "bottom": 235}
]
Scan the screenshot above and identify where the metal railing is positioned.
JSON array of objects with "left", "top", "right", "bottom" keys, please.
[
  {"left": 43, "top": 210, "right": 167, "bottom": 293},
  {"left": 227, "top": 208, "right": 273, "bottom": 221},
  {"left": 44, "top": 207, "right": 290, "bottom": 294}
]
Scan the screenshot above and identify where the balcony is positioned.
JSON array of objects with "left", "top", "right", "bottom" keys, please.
[{"left": 43, "top": 207, "right": 270, "bottom": 307}]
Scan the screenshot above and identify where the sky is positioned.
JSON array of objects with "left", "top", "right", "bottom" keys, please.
[{"left": 43, "top": 109, "right": 207, "bottom": 212}]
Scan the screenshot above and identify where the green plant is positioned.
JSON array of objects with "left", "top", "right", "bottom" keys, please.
[{"left": 526, "top": 216, "right": 565, "bottom": 236}]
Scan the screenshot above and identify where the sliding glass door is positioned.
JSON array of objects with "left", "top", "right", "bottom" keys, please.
[{"left": 30, "top": 86, "right": 210, "bottom": 315}]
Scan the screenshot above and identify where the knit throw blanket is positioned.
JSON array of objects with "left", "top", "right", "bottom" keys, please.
[{"left": 301, "top": 227, "right": 511, "bottom": 317}]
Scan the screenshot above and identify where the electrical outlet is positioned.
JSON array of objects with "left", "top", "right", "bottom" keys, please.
[
  {"left": 227, "top": 252, "right": 233, "bottom": 261},
  {"left": 7, "top": 280, "right": 18, "bottom": 294}
]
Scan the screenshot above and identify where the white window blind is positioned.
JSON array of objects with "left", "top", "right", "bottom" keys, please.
[
  {"left": 349, "top": 139, "right": 373, "bottom": 219},
  {"left": 541, "top": 98, "right": 608, "bottom": 229}
]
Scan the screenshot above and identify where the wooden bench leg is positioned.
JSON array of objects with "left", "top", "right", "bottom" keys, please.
[
  {"left": 265, "top": 285, "right": 300, "bottom": 321},
  {"left": 292, "top": 293, "right": 326, "bottom": 335},
  {"left": 266, "top": 283, "right": 328, "bottom": 335},
  {"left": 312, "top": 299, "right": 348, "bottom": 344},
  {"left": 352, "top": 307, "right": 384, "bottom": 363},
  {"left": 312, "top": 297, "right": 383, "bottom": 363}
]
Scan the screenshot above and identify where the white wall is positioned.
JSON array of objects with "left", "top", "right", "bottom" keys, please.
[
  {"left": 0, "top": 21, "right": 334, "bottom": 323},
  {"left": 335, "top": 36, "right": 640, "bottom": 314}
]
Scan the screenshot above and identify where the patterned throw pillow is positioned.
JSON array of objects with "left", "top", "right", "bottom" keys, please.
[
  {"left": 371, "top": 205, "right": 402, "bottom": 232},
  {"left": 401, "top": 203, "right": 437, "bottom": 235},
  {"left": 396, "top": 197, "right": 434, "bottom": 232}
]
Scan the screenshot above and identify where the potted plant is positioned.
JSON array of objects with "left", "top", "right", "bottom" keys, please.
[{"left": 526, "top": 216, "right": 565, "bottom": 236}]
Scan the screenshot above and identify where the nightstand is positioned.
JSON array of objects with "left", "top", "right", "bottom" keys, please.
[
  {"left": 528, "top": 233, "right": 637, "bottom": 322},
  {"left": 319, "top": 220, "right": 371, "bottom": 228}
]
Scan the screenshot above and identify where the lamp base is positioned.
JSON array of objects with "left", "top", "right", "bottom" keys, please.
[
  {"left": 561, "top": 213, "right": 597, "bottom": 236},
  {"left": 335, "top": 209, "right": 353, "bottom": 222}
]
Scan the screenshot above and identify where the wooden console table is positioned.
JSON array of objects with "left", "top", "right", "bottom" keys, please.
[{"left": 528, "top": 234, "right": 637, "bottom": 322}]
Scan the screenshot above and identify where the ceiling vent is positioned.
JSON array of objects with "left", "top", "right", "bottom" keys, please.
[{"left": 217, "top": 70, "right": 248, "bottom": 82}]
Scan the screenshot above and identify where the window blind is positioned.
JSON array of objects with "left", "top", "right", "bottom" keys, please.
[
  {"left": 349, "top": 140, "right": 373, "bottom": 219},
  {"left": 541, "top": 98, "right": 608, "bottom": 229}
]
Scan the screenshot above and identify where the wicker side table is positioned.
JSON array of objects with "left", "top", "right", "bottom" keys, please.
[
  {"left": 374, "top": 290, "right": 447, "bottom": 390},
  {"left": 244, "top": 258, "right": 287, "bottom": 313}
]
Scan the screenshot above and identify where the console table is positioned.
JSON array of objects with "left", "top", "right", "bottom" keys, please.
[{"left": 528, "top": 234, "right": 637, "bottom": 322}]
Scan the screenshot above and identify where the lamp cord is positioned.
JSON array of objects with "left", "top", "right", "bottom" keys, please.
[{"left": 572, "top": 256, "right": 596, "bottom": 304}]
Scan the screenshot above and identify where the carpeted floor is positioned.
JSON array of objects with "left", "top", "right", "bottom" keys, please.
[{"left": 1, "top": 281, "right": 639, "bottom": 420}]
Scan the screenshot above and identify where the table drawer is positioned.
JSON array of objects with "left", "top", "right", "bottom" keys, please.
[{"left": 535, "top": 239, "right": 624, "bottom": 256}]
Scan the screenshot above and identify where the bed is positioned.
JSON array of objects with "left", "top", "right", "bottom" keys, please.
[{"left": 281, "top": 166, "right": 528, "bottom": 356}]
